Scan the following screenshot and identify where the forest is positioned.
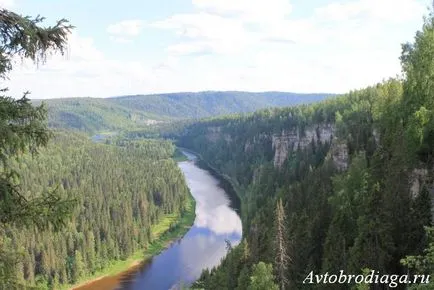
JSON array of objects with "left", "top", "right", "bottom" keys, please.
[
  {"left": 0, "top": 8, "right": 195, "bottom": 290},
  {"left": 160, "top": 8, "right": 434, "bottom": 290},
  {"left": 2, "top": 2, "right": 434, "bottom": 290},
  {"left": 1, "top": 132, "right": 191, "bottom": 289},
  {"left": 33, "top": 92, "right": 332, "bottom": 134}
]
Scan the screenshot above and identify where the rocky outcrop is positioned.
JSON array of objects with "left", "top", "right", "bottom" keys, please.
[
  {"left": 271, "top": 124, "right": 336, "bottom": 168},
  {"left": 271, "top": 130, "right": 296, "bottom": 168},
  {"left": 206, "top": 126, "right": 222, "bottom": 143},
  {"left": 244, "top": 134, "right": 271, "bottom": 153},
  {"left": 330, "top": 142, "right": 349, "bottom": 171},
  {"left": 409, "top": 167, "right": 434, "bottom": 223},
  {"left": 409, "top": 168, "right": 429, "bottom": 198},
  {"left": 224, "top": 134, "right": 232, "bottom": 143},
  {"left": 244, "top": 140, "right": 253, "bottom": 153},
  {"left": 373, "top": 128, "right": 380, "bottom": 145}
]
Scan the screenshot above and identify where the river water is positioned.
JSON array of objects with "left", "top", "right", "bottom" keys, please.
[{"left": 77, "top": 151, "right": 242, "bottom": 290}]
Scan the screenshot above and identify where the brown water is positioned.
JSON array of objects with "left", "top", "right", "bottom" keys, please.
[{"left": 74, "top": 151, "right": 242, "bottom": 290}]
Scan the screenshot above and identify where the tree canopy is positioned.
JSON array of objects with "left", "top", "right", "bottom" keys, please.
[
  {"left": 0, "top": 8, "right": 73, "bottom": 229},
  {"left": 0, "top": 7, "right": 73, "bottom": 288}
]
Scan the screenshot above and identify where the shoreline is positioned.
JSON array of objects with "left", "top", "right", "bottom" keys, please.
[
  {"left": 65, "top": 148, "right": 240, "bottom": 290},
  {"left": 65, "top": 183, "right": 196, "bottom": 290},
  {"left": 177, "top": 147, "right": 243, "bottom": 210}
]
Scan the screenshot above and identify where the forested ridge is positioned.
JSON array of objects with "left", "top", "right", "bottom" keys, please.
[
  {"left": 161, "top": 8, "right": 434, "bottom": 290},
  {"left": 1, "top": 132, "right": 191, "bottom": 289},
  {"left": 33, "top": 92, "right": 333, "bottom": 133},
  {"left": 3, "top": 2, "right": 434, "bottom": 290},
  {"left": 0, "top": 8, "right": 200, "bottom": 290}
]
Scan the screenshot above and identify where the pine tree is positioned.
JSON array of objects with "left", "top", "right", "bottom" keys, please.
[
  {"left": 274, "top": 198, "right": 290, "bottom": 290},
  {"left": 72, "top": 250, "right": 85, "bottom": 283},
  {"left": 236, "top": 265, "right": 251, "bottom": 290}
]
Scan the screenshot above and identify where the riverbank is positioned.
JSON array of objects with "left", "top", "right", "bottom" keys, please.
[
  {"left": 64, "top": 186, "right": 196, "bottom": 290},
  {"left": 178, "top": 147, "right": 243, "bottom": 211}
]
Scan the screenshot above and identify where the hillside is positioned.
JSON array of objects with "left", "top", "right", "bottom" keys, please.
[
  {"left": 31, "top": 98, "right": 164, "bottom": 133},
  {"left": 33, "top": 92, "right": 333, "bottom": 133},
  {"left": 0, "top": 132, "right": 192, "bottom": 288},
  {"left": 164, "top": 11, "right": 434, "bottom": 289},
  {"left": 4, "top": 1, "right": 434, "bottom": 290},
  {"left": 172, "top": 79, "right": 434, "bottom": 289}
]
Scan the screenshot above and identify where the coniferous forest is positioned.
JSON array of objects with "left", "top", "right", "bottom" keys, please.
[
  {"left": 1, "top": 3, "right": 434, "bottom": 290},
  {"left": 0, "top": 10, "right": 192, "bottom": 289},
  {"left": 167, "top": 9, "right": 434, "bottom": 290},
  {"left": 1, "top": 133, "right": 190, "bottom": 288}
]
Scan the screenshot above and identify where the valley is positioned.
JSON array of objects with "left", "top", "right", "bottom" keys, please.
[
  {"left": 1, "top": 2, "right": 434, "bottom": 290},
  {"left": 32, "top": 92, "right": 333, "bottom": 133}
]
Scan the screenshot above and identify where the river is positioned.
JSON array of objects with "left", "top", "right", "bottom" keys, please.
[{"left": 75, "top": 151, "right": 242, "bottom": 290}]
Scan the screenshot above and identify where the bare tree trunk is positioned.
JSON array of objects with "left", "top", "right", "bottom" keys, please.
[{"left": 275, "top": 198, "right": 291, "bottom": 290}]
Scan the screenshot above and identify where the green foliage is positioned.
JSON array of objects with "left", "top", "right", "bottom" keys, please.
[
  {"left": 401, "top": 6, "right": 434, "bottom": 163},
  {"left": 0, "top": 7, "right": 74, "bottom": 287},
  {"left": 180, "top": 19, "right": 434, "bottom": 285},
  {"left": 0, "top": 95, "right": 75, "bottom": 230},
  {"left": 34, "top": 97, "right": 165, "bottom": 133},
  {"left": 401, "top": 227, "right": 434, "bottom": 289},
  {"left": 4, "top": 2, "right": 434, "bottom": 290},
  {"left": 1, "top": 132, "right": 191, "bottom": 287},
  {"left": 248, "top": 262, "right": 278, "bottom": 290},
  {"left": 33, "top": 92, "right": 333, "bottom": 133},
  {"left": 0, "top": 9, "right": 73, "bottom": 78},
  {"left": 71, "top": 250, "right": 85, "bottom": 283}
]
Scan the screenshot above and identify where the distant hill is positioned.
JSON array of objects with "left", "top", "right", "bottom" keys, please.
[{"left": 33, "top": 91, "right": 335, "bottom": 133}]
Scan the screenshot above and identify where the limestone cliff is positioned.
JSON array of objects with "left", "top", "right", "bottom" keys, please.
[
  {"left": 330, "top": 141, "right": 349, "bottom": 171},
  {"left": 271, "top": 124, "right": 347, "bottom": 169},
  {"left": 409, "top": 166, "right": 434, "bottom": 222},
  {"left": 410, "top": 168, "right": 429, "bottom": 198},
  {"left": 206, "top": 123, "right": 350, "bottom": 172},
  {"left": 206, "top": 126, "right": 222, "bottom": 143}
]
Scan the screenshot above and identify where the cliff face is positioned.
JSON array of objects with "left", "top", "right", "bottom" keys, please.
[
  {"left": 408, "top": 166, "right": 434, "bottom": 222},
  {"left": 271, "top": 123, "right": 348, "bottom": 170},
  {"left": 271, "top": 131, "right": 294, "bottom": 168},
  {"left": 244, "top": 134, "right": 268, "bottom": 153},
  {"left": 410, "top": 168, "right": 429, "bottom": 198},
  {"left": 330, "top": 142, "right": 349, "bottom": 171},
  {"left": 204, "top": 123, "right": 350, "bottom": 171},
  {"left": 206, "top": 126, "right": 222, "bottom": 143}
]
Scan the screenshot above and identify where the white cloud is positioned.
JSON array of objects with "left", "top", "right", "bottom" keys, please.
[
  {"left": 107, "top": 20, "right": 145, "bottom": 37},
  {"left": 153, "top": 12, "right": 253, "bottom": 55},
  {"left": 66, "top": 33, "right": 104, "bottom": 61},
  {"left": 3, "top": 32, "right": 160, "bottom": 98},
  {"left": 154, "top": 0, "right": 428, "bottom": 52},
  {"left": 192, "top": 0, "right": 292, "bottom": 23},
  {"left": 315, "top": 0, "right": 426, "bottom": 23},
  {"left": 109, "top": 36, "right": 132, "bottom": 43},
  {"left": 146, "top": 0, "right": 429, "bottom": 95},
  {"left": 3, "top": 0, "right": 431, "bottom": 98},
  {"left": 0, "top": 0, "right": 15, "bottom": 9}
]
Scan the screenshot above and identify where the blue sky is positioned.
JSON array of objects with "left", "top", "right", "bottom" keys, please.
[{"left": 1, "top": 0, "right": 432, "bottom": 98}]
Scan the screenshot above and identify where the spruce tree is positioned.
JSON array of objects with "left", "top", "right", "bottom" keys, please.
[
  {"left": 0, "top": 7, "right": 73, "bottom": 287},
  {"left": 0, "top": 8, "right": 74, "bottom": 229}
]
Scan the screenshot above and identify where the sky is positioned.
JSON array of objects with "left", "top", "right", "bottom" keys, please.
[{"left": 0, "top": 0, "right": 432, "bottom": 99}]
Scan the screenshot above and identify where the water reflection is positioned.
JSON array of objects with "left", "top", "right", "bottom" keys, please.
[{"left": 117, "top": 155, "right": 242, "bottom": 290}]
